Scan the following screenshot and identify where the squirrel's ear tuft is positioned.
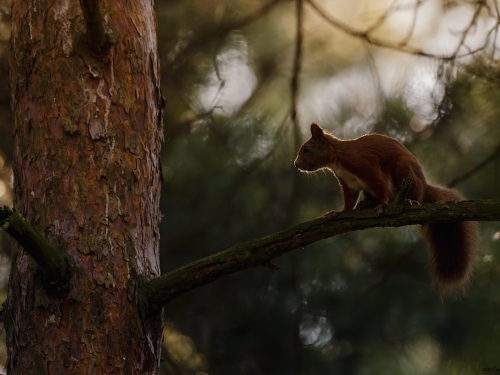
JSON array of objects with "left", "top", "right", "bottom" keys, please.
[{"left": 310, "top": 123, "right": 324, "bottom": 138}]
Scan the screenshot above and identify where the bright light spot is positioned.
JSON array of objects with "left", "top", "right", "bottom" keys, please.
[
  {"left": 163, "top": 324, "right": 208, "bottom": 371},
  {"left": 197, "top": 35, "right": 257, "bottom": 115},
  {"left": 0, "top": 180, "right": 6, "bottom": 198},
  {"left": 401, "top": 335, "right": 440, "bottom": 373},
  {"left": 382, "top": 0, "right": 441, "bottom": 44},
  {"left": 0, "top": 254, "right": 10, "bottom": 288},
  {"left": 483, "top": 254, "right": 495, "bottom": 262},
  {"left": 493, "top": 232, "right": 500, "bottom": 241},
  {"left": 300, "top": 65, "right": 379, "bottom": 137},
  {"left": 409, "top": 115, "right": 427, "bottom": 132},
  {"left": 404, "top": 61, "right": 444, "bottom": 121},
  {"left": 424, "top": 4, "right": 493, "bottom": 58},
  {"left": 329, "top": 274, "right": 347, "bottom": 291},
  {"left": 300, "top": 315, "right": 334, "bottom": 347}
]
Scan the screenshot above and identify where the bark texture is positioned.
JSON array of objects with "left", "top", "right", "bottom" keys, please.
[{"left": 6, "top": 0, "right": 163, "bottom": 373}]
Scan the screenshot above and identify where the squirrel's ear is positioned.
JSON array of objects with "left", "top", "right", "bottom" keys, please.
[{"left": 310, "top": 123, "right": 324, "bottom": 139}]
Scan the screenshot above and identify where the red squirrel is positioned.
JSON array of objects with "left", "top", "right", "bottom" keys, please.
[{"left": 294, "top": 122, "right": 479, "bottom": 296}]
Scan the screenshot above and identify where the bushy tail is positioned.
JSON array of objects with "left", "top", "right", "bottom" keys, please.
[{"left": 419, "top": 185, "right": 479, "bottom": 297}]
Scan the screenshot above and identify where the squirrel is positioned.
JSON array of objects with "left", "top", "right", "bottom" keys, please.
[{"left": 294, "top": 122, "right": 479, "bottom": 296}]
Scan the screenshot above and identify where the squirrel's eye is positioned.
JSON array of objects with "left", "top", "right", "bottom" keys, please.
[{"left": 303, "top": 145, "right": 310, "bottom": 153}]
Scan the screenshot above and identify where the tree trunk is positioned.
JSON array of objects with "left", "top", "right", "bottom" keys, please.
[{"left": 5, "top": 0, "right": 163, "bottom": 373}]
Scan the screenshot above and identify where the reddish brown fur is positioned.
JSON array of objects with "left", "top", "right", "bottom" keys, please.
[{"left": 294, "top": 123, "right": 479, "bottom": 297}]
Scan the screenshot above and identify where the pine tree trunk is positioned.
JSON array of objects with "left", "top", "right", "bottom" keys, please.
[{"left": 5, "top": 0, "right": 163, "bottom": 373}]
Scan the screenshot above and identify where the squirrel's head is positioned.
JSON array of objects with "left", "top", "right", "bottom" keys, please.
[{"left": 294, "top": 123, "right": 334, "bottom": 171}]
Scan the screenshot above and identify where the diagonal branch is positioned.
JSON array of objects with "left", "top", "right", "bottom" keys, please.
[
  {"left": 145, "top": 199, "right": 500, "bottom": 313},
  {"left": 0, "top": 207, "right": 70, "bottom": 284},
  {"left": 450, "top": 1, "right": 485, "bottom": 60},
  {"left": 305, "top": 0, "right": 438, "bottom": 58},
  {"left": 305, "top": 0, "right": 490, "bottom": 61},
  {"left": 448, "top": 142, "right": 500, "bottom": 187}
]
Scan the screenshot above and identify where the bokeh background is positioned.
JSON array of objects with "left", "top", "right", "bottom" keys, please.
[{"left": 1, "top": 0, "right": 500, "bottom": 374}]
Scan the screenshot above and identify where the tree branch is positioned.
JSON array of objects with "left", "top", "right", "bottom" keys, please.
[
  {"left": 145, "top": 199, "right": 500, "bottom": 312},
  {"left": 79, "top": 0, "right": 109, "bottom": 56},
  {"left": 0, "top": 207, "right": 69, "bottom": 284}
]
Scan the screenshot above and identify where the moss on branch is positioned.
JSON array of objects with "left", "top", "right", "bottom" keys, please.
[
  {"left": 393, "top": 176, "right": 412, "bottom": 206},
  {"left": 145, "top": 199, "right": 500, "bottom": 313},
  {"left": 0, "top": 207, "right": 69, "bottom": 284}
]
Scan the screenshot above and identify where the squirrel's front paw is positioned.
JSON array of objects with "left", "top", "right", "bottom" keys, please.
[
  {"left": 323, "top": 210, "right": 340, "bottom": 221},
  {"left": 374, "top": 203, "right": 387, "bottom": 217}
]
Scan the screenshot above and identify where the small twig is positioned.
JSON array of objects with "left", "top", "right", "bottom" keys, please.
[
  {"left": 0, "top": 207, "right": 69, "bottom": 284},
  {"left": 79, "top": 0, "right": 109, "bottom": 56},
  {"left": 448, "top": 142, "right": 500, "bottom": 187},
  {"left": 450, "top": 1, "right": 484, "bottom": 59},
  {"left": 393, "top": 176, "right": 413, "bottom": 207},
  {"left": 492, "top": 0, "right": 500, "bottom": 58},
  {"left": 263, "top": 262, "right": 281, "bottom": 271},
  {"left": 291, "top": 0, "right": 304, "bottom": 150}
]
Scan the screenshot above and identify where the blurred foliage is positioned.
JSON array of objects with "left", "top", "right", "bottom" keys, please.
[{"left": 1, "top": 0, "right": 500, "bottom": 374}]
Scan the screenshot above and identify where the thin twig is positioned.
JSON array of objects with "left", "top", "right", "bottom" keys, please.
[
  {"left": 392, "top": 176, "right": 413, "bottom": 206},
  {"left": 448, "top": 142, "right": 500, "bottom": 187},
  {"left": 492, "top": 1, "right": 500, "bottom": 58},
  {"left": 291, "top": 0, "right": 304, "bottom": 151},
  {"left": 450, "top": 1, "right": 485, "bottom": 59}
]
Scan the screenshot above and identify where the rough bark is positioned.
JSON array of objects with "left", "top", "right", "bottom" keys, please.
[{"left": 5, "top": 0, "right": 163, "bottom": 373}]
